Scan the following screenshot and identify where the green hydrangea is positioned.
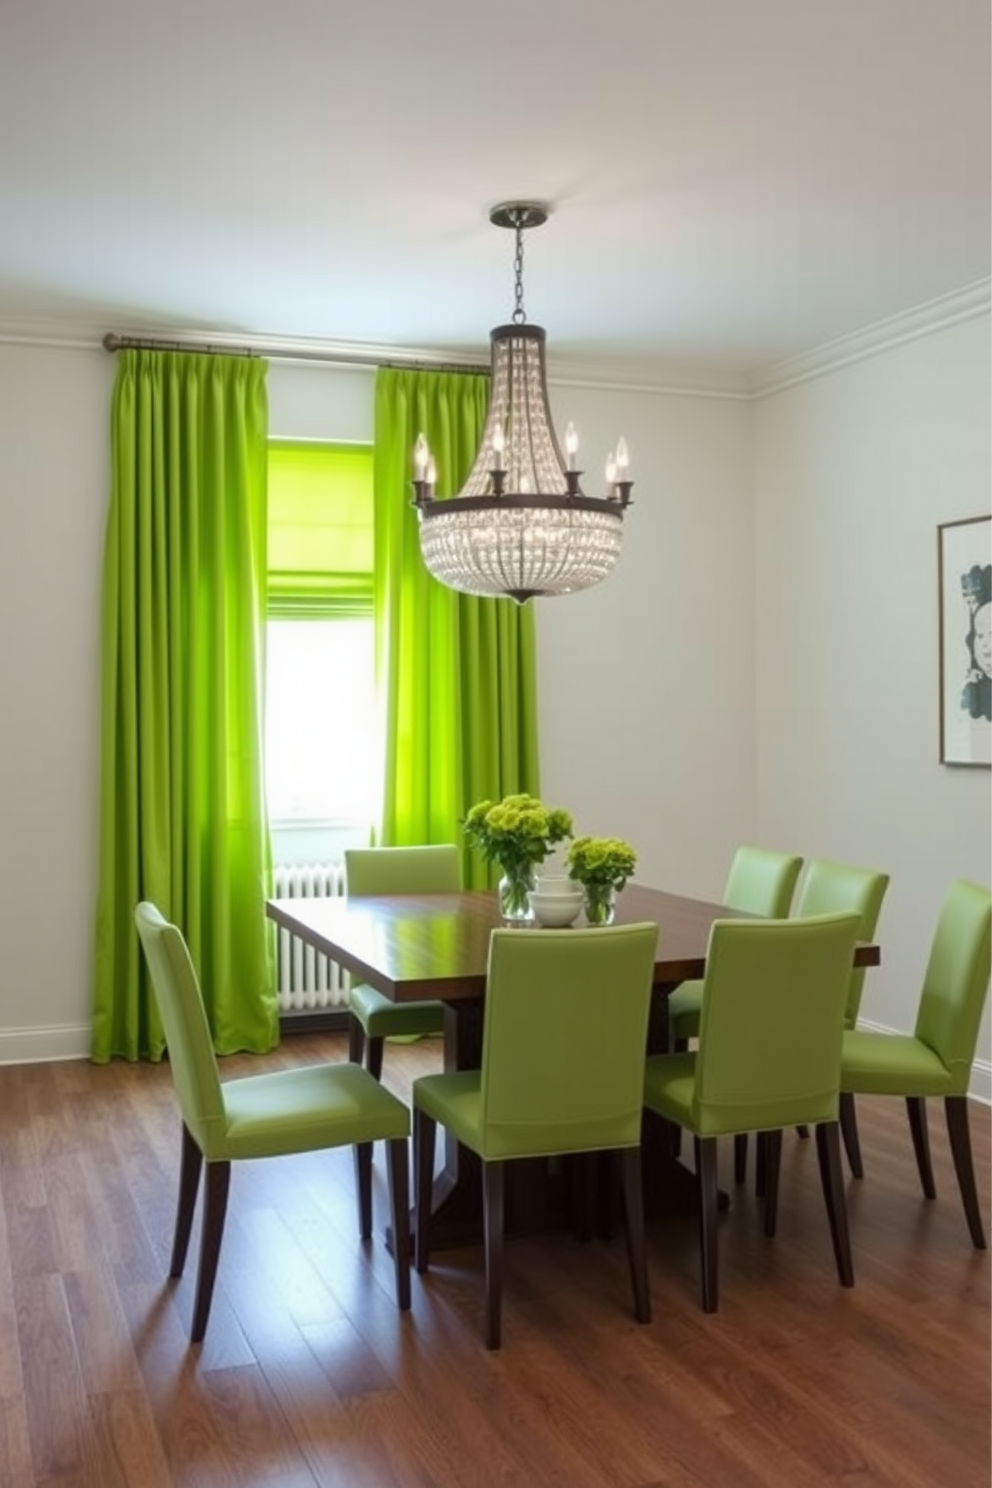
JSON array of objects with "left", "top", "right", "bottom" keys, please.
[
  {"left": 565, "top": 835, "right": 637, "bottom": 890},
  {"left": 462, "top": 793, "right": 573, "bottom": 876}
]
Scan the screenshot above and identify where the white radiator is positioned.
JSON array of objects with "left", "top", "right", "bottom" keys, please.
[{"left": 273, "top": 862, "right": 348, "bottom": 1012}]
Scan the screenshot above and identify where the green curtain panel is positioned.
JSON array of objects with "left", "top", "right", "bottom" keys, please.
[
  {"left": 373, "top": 368, "right": 540, "bottom": 887},
  {"left": 93, "top": 350, "right": 276, "bottom": 1062}
]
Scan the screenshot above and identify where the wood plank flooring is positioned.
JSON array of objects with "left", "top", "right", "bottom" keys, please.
[{"left": 0, "top": 1034, "right": 988, "bottom": 1487}]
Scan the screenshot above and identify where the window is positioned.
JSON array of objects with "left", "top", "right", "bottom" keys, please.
[{"left": 264, "top": 442, "right": 375, "bottom": 825}]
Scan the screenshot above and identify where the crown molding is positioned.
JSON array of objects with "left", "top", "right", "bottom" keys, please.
[
  {"left": 545, "top": 354, "right": 750, "bottom": 399},
  {"left": 749, "top": 278, "right": 992, "bottom": 398},
  {"left": 0, "top": 314, "right": 753, "bottom": 399},
  {"left": 1, "top": 282, "right": 988, "bottom": 402}
]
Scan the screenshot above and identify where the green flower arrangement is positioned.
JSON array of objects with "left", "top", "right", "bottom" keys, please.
[
  {"left": 463, "top": 793, "right": 574, "bottom": 878},
  {"left": 565, "top": 835, "right": 638, "bottom": 891}
]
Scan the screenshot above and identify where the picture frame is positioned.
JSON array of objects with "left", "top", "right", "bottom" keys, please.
[{"left": 938, "top": 514, "right": 991, "bottom": 767}]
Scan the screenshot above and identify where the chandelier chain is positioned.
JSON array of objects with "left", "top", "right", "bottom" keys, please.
[{"left": 512, "top": 218, "right": 526, "bottom": 325}]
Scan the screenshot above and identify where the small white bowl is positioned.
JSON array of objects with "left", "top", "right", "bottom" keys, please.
[
  {"left": 533, "top": 874, "right": 581, "bottom": 897},
  {"left": 529, "top": 889, "right": 583, "bottom": 927}
]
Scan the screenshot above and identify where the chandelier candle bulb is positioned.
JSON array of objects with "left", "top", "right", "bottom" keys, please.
[
  {"left": 565, "top": 421, "right": 579, "bottom": 471},
  {"left": 492, "top": 421, "right": 505, "bottom": 471},
  {"left": 413, "top": 433, "right": 430, "bottom": 479},
  {"left": 616, "top": 437, "right": 630, "bottom": 480}
]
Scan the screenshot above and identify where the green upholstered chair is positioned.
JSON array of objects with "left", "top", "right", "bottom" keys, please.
[
  {"left": 644, "top": 911, "right": 862, "bottom": 1313},
  {"left": 135, "top": 902, "right": 411, "bottom": 1343},
  {"left": 667, "top": 846, "right": 803, "bottom": 1047},
  {"left": 412, "top": 922, "right": 659, "bottom": 1349},
  {"left": 839, "top": 878, "right": 991, "bottom": 1249},
  {"left": 747, "top": 857, "right": 890, "bottom": 1190},
  {"left": 345, "top": 845, "right": 460, "bottom": 1079}
]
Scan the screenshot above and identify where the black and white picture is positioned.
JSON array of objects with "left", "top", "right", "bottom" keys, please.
[{"left": 939, "top": 514, "right": 992, "bottom": 767}]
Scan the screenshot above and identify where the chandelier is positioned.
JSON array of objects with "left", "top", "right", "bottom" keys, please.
[{"left": 411, "top": 202, "right": 633, "bottom": 604}]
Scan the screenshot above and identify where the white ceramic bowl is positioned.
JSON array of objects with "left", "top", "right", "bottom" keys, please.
[
  {"left": 533, "top": 874, "right": 581, "bottom": 897},
  {"left": 529, "top": 889, "right": 583, "bottom": 928}
]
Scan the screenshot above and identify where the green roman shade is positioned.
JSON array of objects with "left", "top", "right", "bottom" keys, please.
[{"left": 267, "top": 441, "right": 374, "bottom": 617}]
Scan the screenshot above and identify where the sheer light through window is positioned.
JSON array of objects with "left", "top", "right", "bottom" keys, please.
[
  {"left": 264, "top": 441, "right": 376, "bottom": 825},
  {"left": 265, "top": 619, "right": 376, "bottom": 822}
]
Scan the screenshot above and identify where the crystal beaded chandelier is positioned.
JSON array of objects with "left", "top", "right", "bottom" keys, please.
[{"left": 411, "top": 202, "right": 634, "bottom": 604}]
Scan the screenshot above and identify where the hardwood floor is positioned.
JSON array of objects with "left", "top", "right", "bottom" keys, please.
[{"left": 0, "top": 1034, "right": 988, "bottom": 1487}]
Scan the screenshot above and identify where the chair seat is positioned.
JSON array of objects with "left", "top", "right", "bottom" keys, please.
[
  {"left": 415, "top": 1068, "right": 638, "bottom": 1160},
  {"left": 643, "top": 1052, "right": 697, "bottom": 1125},
  {"left": 667, "top": 979, "right": 703, "bottom": 1039},
  {"left": 413, "top": 1070, "right": 483, "bottom": 1148},
  {"left": 645, "top": 1049, "right": 839, "bottom": 1137},
  {"left": 220, "top": 1062, "right": 410, "bottom": 1159},
  {"left": 349, "top": 983, "right": 445, "bottom": 1039},
  {"left": 841, "top": 1030, "right": 955, "bottom": 1097}
]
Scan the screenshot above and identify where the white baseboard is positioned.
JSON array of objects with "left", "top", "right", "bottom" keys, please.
[
  {"left": 0, "top": 1024, "right": 92, "bottom": 1065},
  {"left": 1, "top": 1019, "right": 989, "bottom": 1105},
  {"left": 856, "top": 1017, "right": 991, "bottom": 1107}
]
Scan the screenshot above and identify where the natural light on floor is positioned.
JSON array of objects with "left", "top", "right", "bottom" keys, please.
[{"left": 265, "top": 619, "right": 377, "bottom": 823}]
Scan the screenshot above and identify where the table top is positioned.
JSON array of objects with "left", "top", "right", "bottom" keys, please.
[{"left": 267, "top": 882, "right": 881, "bottom": 1004}]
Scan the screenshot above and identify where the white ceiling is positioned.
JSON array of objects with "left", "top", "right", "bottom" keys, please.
[{"left": 1, "top": 0, "right": 988, "bottom": 384}]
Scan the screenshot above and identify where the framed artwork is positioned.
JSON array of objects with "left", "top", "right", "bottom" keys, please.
[{"left": 938, "top": 514, "right": 991, "bottom": 767}]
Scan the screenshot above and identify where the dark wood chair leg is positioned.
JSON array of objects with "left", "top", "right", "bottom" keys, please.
[
  {"left": 839, "top": 1092, "right": 863, "bottom": 1179},
  {"left": 666, "top": 1046, "right": 688, "bottom": 1160},
  {"left": 906, "top": 1096, "right": 936, "bottom": 1200},
  {"left": 762, "top": 1131, "right": 783, "bottom": 1238},
  {"left": 695, "top": 1136, "right": 720, "bottom": 1313},
  {"left": 386, "top": 1137, "right": 411, "bottom": 1308},
  {"left": 191, "top": 1160, "right": 231, "bottom": 1343},
  {"left": 483, "top": 1161, "right": 505, "bottom": 1350},
  {"left": 815, "top": 1122, "right": 854, "bottom": 1289},
  {"left": 596, "top": 1148, "right": 620, "bottom": 1241},
  {"left": 354, "top": 1142, "right": 373, "bottom": 1239},
  {"left": 755, "top": 1132, "right": 766, "bottom": 1197},
  {"left": 619, "top": 1147, "right": 651, "bottom": 1324},
  {"left": 366, "top": 1036, "right": 385, "bottom": 1082},
  {"left": 734, "top": 1133, "right": 749, "bottom": 1185},
  {"left": 170, "top": 1123, "right": 203, "bottom": 1278},
  {"left": 347, "top": 1012, "right": 365, "bottom": 1066},
  {"left": 944, "top": 1096, "right": 987, "bottom": 1249},
  {"left": 565, "top": 1153, "right": 598, "bottom": 1242},
  {"left": 413, "top": 1106, "right": 436, "bottom": 1275}
]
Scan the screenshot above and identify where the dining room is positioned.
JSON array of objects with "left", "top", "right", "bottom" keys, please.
[{"left": 0, "top": 0, "right": 990, "bottom": 1483}]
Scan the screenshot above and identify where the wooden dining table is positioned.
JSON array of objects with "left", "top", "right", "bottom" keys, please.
[{"left": 267, "top": 882, "right": 880, "bottom": 1248}]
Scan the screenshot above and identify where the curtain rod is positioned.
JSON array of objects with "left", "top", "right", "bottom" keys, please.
[{"left": 101, "top": 331, "right": 488, "bottom": 376}]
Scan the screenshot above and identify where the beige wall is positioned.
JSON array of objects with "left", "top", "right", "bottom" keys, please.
[
  {"left": 0, "top": 322, "right": 988, "bottom": 1099},
  {"left": 0, "top": 343, "right": 112, "bottom": 1062},
  {"left": 538, "top": 381, "right": 756, "bottom": 894},
  {"left": 753, "top": 315, "right": 992, "bottom": 1095}
]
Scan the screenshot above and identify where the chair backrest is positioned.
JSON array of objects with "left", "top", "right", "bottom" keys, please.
[
  {"left": 475, "top": 923, "right": 659, "bottom": 1161},
  {"left": 134, "top": 902, "right": 227, "bottom": 1157},
  {"left": 693, "top": 912, "right": 862, "bottom": 1136},
  {"left": 345, "top": 844, "right": 461, "bottom": 895},
  {"left": 796, "top": 859, "right": 890, "bottom": 1025},
  {"left": 723, "top": 846, "right": 803, "bottom": 918},
  {"left": 914, "top": 879, "right": 992, "bottom": 1090}
]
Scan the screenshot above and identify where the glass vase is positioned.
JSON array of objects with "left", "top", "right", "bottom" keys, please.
[
  {"left": 498, "top": 865, "right": 536, "bottom": 922},
  {"left": 583, "top": 882, "right": 616, "bottom": 926}
]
